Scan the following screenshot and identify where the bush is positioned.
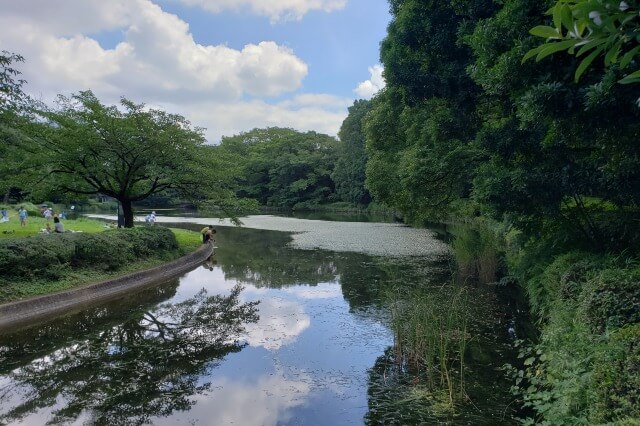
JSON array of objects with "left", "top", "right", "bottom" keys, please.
[
  {"left": 524, "top": 251, "right": 606, "bottom": 321},
  {"left": 0, "top": 226, "right": 178, "bottom": 278},
  {"left": 582, "top": 266, "right": 640, "bottom": 332},
  {"left": 593, "top": 324, "right": 640, "bottom": 423}
]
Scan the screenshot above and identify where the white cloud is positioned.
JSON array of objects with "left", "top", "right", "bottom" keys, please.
[
  {"left": 174, "top": 0, "right": 347, "bottom": 22},
  {"left": 154, "top": 373, "right": 311, "bottom": 426},
  {"left": 159, "top": 97, "right": 347, "bottom": 142},
  {"left": 0, "top": 0, "right": 352, "bottom": 142},
  {"left": 0, "top": 0, "right": 307, "bottom": 104},
  {"left": 354, "top": 64, "right": 386, "bottom": 99},
  {"left": 244, "top": 297, "right": 310, "bottom": 350}
]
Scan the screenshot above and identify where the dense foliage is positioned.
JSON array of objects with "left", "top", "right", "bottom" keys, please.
[
  {"left": 332, "top": 99, "right": 372, "bottom": 205},
  {"left": 525, "top": 0, "right": 640, "bottom": 83},
  {"left": 364, "top": 0, "right": 640, "bottom": 422},
  {"left": 215, "top": 127, "right": 340, "bottom": 209}
]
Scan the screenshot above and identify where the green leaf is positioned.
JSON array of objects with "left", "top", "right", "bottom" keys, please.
[
  {"left": 560, "top": 4, "right": 574, "bottom": 32},
  {"left": 522, "top": 46, "right": 543, "bottom": 63},
  {"left": 620, "top": 45, "right": 640, "bottom": 69},
  {"left": 619, "top": 69, "right": 640, "bottom": 84},
  {"left": 536, "top": 39, "right": 580, "bottom": 61},
  {"left": 576, "top": 38, "right": 607, "bottom": 57},
  {"left": 524, "top": 357, "right": 536, "bottom": 366},
  {"left": 575, "top": 46, "right": 605, "bottom": 82},
  {"left": 530, "top": 25, "right": 561, "bottom": 39},
  {"left": 604, "top": 40, "right": 623, "bottom": 65},
  {"left": 553, "top": 3, "right": 563, "bottom": 30}
]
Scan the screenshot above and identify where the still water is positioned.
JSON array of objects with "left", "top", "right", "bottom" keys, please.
[{"left": 0, "top": 216, "right": 519, "bottom": 425}]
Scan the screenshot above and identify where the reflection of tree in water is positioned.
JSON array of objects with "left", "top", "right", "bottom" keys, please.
[
  {"left": 0, "top": 280, "right": 181, "bottom": 375},
  {"left": 0, "top": 285, "right": 259, "bottom": 426},
  {"left": 215, "top": 226, "right": 339, "bottom": 288}
]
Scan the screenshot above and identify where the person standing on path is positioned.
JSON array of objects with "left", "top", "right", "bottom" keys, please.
[
  {"left": 0, "top": 208, "right": 8, "bottom": 223},
  {"left": 18, "top": 207, "right": 27, "bottom": 227}
]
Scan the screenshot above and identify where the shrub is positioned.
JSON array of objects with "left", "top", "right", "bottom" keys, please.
[
  {"left": 525, "top": 251, "right": 605, "bottom": 321},
  {"left": 0, "top": 226, "right": 178, "bottom": 279},
  {"left": 593, "top": 324, "right": 640, "bottom": 423},
  {"left": 582, "top": 266, "right": 640, "bottom": 332}
]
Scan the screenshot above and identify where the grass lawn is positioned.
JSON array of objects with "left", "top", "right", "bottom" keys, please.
[
  {"left": 0, "top": 209, "right": 202, "bottom": 303},
  {"left": 0, "top": 213, "right": 110, "bottom": 238}
]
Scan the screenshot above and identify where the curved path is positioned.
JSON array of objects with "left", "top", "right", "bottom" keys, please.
[{"left": 0, "top": 243, "right": 214, "bottom": 334}]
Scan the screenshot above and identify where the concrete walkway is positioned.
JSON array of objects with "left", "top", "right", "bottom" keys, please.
[{"left": 0, "top": 243, "right": 214, "bottom": 334}]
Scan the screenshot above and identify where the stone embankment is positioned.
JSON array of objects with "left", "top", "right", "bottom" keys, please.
[{"left": 0, "top": 243, "right": 214, "bottom": 334}]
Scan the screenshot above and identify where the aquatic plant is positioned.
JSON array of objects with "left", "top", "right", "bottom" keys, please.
[{"left": 387, "top": 284, "right": 469, "bottom": 408}]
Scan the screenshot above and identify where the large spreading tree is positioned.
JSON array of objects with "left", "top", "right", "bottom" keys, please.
[{"left": 19, "top": 91, "right": 233, "bottom": 227}]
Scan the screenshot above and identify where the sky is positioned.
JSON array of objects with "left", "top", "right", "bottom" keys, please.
[{"left": 0, "top": 0, "right": 390, "bottom": 142}]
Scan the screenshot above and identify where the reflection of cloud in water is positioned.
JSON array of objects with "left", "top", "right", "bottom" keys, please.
[
  {"left": 244, "top": 297, "right": 310, "bottom": 350},
  {"left": 153, "top": 373, "right": 311, "bottom": 426},
  {"left": 283, "top": 282, "right": 342, "bottom": 299}
]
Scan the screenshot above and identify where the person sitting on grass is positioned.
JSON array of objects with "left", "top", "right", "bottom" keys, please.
[{"left": 53, "top": 216, "right": 65, "bottom": 233}]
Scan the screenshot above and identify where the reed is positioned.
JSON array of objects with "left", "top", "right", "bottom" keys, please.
[
  {"left": 451, "top": 222, "right": 501, "bottom": 285},
  {"left": 387, "top": 285, "right": 469, "bottom": 408}
]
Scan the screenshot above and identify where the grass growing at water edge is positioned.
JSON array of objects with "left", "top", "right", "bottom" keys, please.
[{"left": 387, "top": 284, "right": 470, "bottom": 409}]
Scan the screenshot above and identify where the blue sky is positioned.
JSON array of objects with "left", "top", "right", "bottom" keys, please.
[{"left": 0, "top": 0, "right": 390, "bottom": 141}]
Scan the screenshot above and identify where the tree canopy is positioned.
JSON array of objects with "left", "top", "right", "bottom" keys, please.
[
  {"left": 216, "top": 127, "right": 339, "bottom": 209},
  {"left": 18, "top": 91, "right": 236, "bottom": 227}
]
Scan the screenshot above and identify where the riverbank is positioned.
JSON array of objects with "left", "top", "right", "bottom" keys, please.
[
  {"left": 0, "top": 218, "right": 202, "bottom": 303},
  {"left": 447, "top": 218, "right": 640, "bottom": 424},
  {"left": 0, "top": 242, "right": 213, "bottom": 333}
]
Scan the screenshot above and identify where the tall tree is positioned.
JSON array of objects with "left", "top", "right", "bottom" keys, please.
[
  {"left": 364, "top": 0, "right": 497, "bottom": 223},
  {"left": 217, "top": 127, "right": 339, "bottom": 209},
  {"left": 467, "top": 0, "right": 640, "bottom": 249},
  {"left": 0, "top": 51, "right": 31, "bottom": 199},
  {"left": 19, "top": 91, "right": 234, "bottom": 227},
  {"left": 332, "top": 99, "right": 372, "bottom": 205}
]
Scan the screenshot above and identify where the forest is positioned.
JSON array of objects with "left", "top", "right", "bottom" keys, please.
[{"left": 2, "top": 0, "right": 639, "bottom": 423}]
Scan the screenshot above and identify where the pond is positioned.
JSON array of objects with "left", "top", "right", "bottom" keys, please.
[{"left": 0, "top": 215, "right": 521, "bottom": 425}]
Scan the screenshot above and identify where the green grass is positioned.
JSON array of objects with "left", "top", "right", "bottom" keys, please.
[
  {"left": 0, "top": 212, "right": 111, "bottom": 238},
  {"left": 169, "top": 227, "right": 202, "bottom": 253}
]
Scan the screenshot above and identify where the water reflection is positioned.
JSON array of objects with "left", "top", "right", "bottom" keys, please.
[
  {"left": 0, "top": 219, "right": 519, "bottom": 425},
  {"left": 0, "top": 285, "right": 258, "bottom": 425}
]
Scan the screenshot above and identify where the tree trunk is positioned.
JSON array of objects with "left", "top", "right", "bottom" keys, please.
[{"left": 121, "top": 199, "right": 135, "bottom": 228}]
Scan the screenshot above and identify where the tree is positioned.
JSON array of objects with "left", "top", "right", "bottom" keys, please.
[
  {"left": 332, "top": 99, "right": 372, "bottom": 205},
  {"left": 0, "top": 51, "right": 31, "bottom": 199},
  {"left": 19, "top": 91, "right": 234, "bottom": 227},
  {"left": 0, "top": 285, "right": 258, "bottom": 425},
  {"left": 364, "top": 0, "right": 496, "bottom": 223},
  {"left": 217, "top": 127, "right": 339, "bottom": 209},
  {"left": 524, "top": 0, "right": 640, "bottom": 83},
  {"left": 467, "top": 0, "right": 640, "bottom": 249}
]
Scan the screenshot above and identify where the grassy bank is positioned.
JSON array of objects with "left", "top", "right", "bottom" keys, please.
[
  {"left": 0, "top": 210, "right": 201, "bottom": 303},
  {"left": 448, "top": 219, "right": 640, "bottom": 424}
]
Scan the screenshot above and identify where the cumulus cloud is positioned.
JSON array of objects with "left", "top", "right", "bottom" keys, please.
[
  {"left": 243, "top": 297, "right": 311, "bottom": 350},
  {"left": 354, "top": 64, "right": 386, "bottom": 99},
  {"left": 0, "top": 0, "right": 352, "bottom": 142},
  {"left": 159, "top": 97, "right": 347, "bottom": 142},
  {"left": 0, "top": 0, "right": 307, "bottom": 104},
  {"left": 174, "top": 0, "right": 347, "bottom": 22}
]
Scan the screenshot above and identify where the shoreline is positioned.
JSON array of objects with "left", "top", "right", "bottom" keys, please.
[{"left": 0, "top": 243, "right": 214, "bottom": 334}]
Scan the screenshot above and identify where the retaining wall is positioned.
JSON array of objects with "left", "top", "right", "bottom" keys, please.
[{"left": 0, "top": 243, "right": 214, "bottom": 334}]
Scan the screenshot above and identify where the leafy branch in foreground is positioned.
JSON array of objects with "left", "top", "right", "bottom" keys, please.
[{"left": 524, "top": 0, "right": 640, "bottom": 83}]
